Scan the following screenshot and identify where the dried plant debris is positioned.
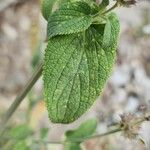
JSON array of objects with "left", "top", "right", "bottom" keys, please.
[
  {"left": 119, "top": 113, "right": 150, "bottom": 140},
  {"left": 120, "top": 113, "right": 141, "bottom": 139},
  {"left": 117, "top": 0, "right": 137, "bottom": 7}
]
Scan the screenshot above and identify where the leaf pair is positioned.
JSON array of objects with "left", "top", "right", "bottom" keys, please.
[{"left": 43, "top": 1, "right": 120, "bottom": 123}]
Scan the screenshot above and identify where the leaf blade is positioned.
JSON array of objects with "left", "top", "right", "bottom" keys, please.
[
  {"left": 65, "top": 143, "right": 82, "bottom": 150},
  {"left": 47, "top": 1, "right": 92, "bottom": 38},
  {"left": 65, "top": 119, "right": 97, "bottom": 140},
  {"left": 7, "top": 124, "right": 32, "bottom": 139},
  {"left": 43, "top": 13, "right": 120, "bottom": 123},
  {"left": 64, "top": 119, "right": 97, "bottom": 150}
]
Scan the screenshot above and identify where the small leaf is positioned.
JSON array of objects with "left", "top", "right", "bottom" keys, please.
[
  {"left": 64, "top": 119, "right": 97, "bottom": 150},
  {"left": 41, "top": 0, "right": 56, "bottom": 20},
  {"left": 40, "top": 127, "right": 49, "bottom": 139},
  {"left": 43, "top": 13, "right": 120, "bottom": 123},
  {"left": 65, "top": 119, "right": 97, "bottom": 140},
  {"left": 8, "top": 124, "right": 32, "bottom": 139},
  {"left": 65, "top": 143, "right": 81, "bottom": 150},
  {"left": 12, "top": 141, "right": 29, "bottom": 150},
  {"left": 47, "top": 1, "right": 92, "bottom": 38}
]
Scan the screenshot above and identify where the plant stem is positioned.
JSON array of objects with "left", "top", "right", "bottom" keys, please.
[
  {"left": 2, "top": 115, "right": 150, "bottom": 144},
  {"left": 1, "top": 127, "right": 122, "bottom": 145},
  {"left": 31, "top": 115, "right": 150, "bottom": 144},
  {"left": 93, "top": 2, "right": 118, "bottom": 19},
  {"left": 102, "top": 2, "right": 118, "bottom": 15},
  {"left": 82, "top": 128, "right": 122, "bottom": 141},
  {"left": 37, "top": 128, "right": 122, "bottom": 144},
  {"left": 0, "top": 63, "right": 43, "bottom": 136}
]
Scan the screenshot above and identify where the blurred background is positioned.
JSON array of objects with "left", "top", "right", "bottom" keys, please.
[{"left": 0, "top": 0, "right": 150, "bottom": 149}]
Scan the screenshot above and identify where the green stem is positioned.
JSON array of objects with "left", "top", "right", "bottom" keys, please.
[
  {"left": 82, "top": 128, "right": 122, "bottom": 141},
  {"left": 36, "top": 128, "right": 122, "bottom": 144},
  {"left": 32, "top": 115, "right": 150, "bottom": 144},
  {"left": 2, "top": 114, "right": 150, "bottom": 144},
  {"left": 102, "top": 2, "right": 118, "bottom": 15},
  {"left": 0, "top": 63, "right": 43, "bottom": 136},
  {"left": 2, "top": 127, "right": 122, "bottom": 145},
  {"left": 92, "top": 2, "right": 118, "bottom": 23}
]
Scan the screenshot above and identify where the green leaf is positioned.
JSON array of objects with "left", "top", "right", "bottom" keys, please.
[
  {"left": 64, "top": 119, "right": 97, "bottom": 150},
  {"left": 65, "top": 143, "right": 82, "bottom": 150},
  {"left": 12, "top": 141, "right": 29, "bottom": 150},
  {"left": 43, "top": 13, "right": 120, "bottom": 123},
  {"left": 47, "top": 1, "right": 93, "bottom": 38},
  {"left": 65, "top": 119, "right": 97, "bottom": 140},
  {"left": 41, "top": 0, "right": 74, "bottom": 21},
  {"left": 8, "top": 124, "right": 32, "bottom": 139},
  {"left": 40, "top": 127, "right": 49, "bottom": 139},
  {"left": 41, "top": 0, "right": 56, "bottom": 20}
]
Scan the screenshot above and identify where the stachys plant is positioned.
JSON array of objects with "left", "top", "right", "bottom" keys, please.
[{"left": 42, "top": 0, "right": 120, "bottom": 123}]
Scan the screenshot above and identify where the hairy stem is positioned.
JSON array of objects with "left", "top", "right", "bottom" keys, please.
[
  {"left": 2, "top": 127, "right": 122, "bottom": 144},
  {"left": 35, "top": 128, "right": 122, "bottom": 144},
  {"left": 23, "top": 115, "right": 150, "bottom": 144},
  {"left": 2, "top": 115, "right": 150, "bottom": 144},
  {"left": 0, "top": 63, "right": 43, "bottom": 136},
  {"left": 93, "top": 2, "right": 118, "bottom": 19},
  {"left": 102, "top": 2, "right": 118, "bottom": 15}
]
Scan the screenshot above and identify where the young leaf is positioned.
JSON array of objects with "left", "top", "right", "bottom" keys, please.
[
  {"left": 43, "top": 13, "right": 120, "bottom": 123},
  {"left": 65, "top": 119, "right": 97, "bottom": 139},
  {"left": 64, "top": 119, "right": 97, "bottom": 150},
  {"left": 41, "top": 0, "right": 76, "bottom": 21},
  {"left": 47, "top": 1, "right": 92, "bottom": 38},
  {"left": 41, "top": 0, "right": 56, "bottom": 20},
  {"left": 65, "top": 143, "right": 81, "bottom": 150},
  {"left": 12, "top": 141, "right": 29, "bottom": 150},
  {"left": 40, "top": 127, "right": 49, "bottom": 139},
  {"left": 7, "top": 124, "right": 32, "bottom": 139}
]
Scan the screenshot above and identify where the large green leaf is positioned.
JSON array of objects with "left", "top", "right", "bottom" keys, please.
[
  {"left": 43, "top": 13, "right": 120, "bottom": 123},
  {"left": 47, "top": 1, "right": 93, "bottom": 38}
]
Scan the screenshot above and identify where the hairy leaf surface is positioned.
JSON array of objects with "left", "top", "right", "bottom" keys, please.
[
  {"left": 43, "top": 13, "right": 120, "bottom": 123},
  {"left": 47, "top": 1, "right": 93, "bottom": 38}
]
